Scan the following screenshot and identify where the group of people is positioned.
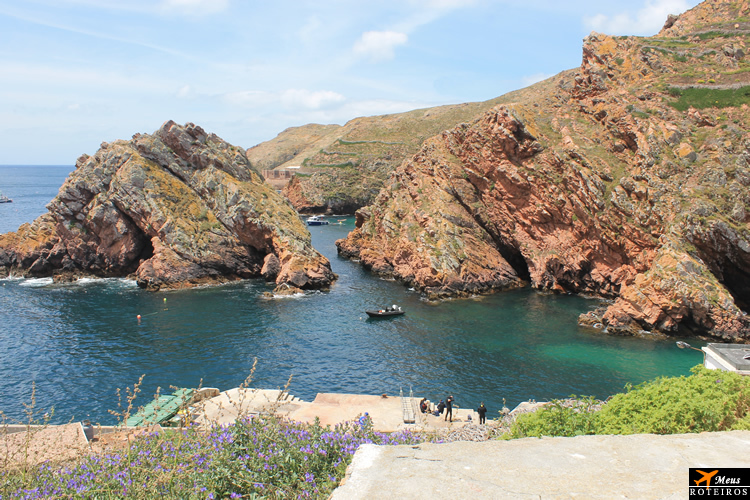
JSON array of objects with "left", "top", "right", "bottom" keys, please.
[{"left": 418, "top": 396, "right": 488, "bottom": 424}]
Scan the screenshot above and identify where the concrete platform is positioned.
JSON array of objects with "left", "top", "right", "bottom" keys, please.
[
  {"left": 1, "top": 423, "right": 90, "bottom": 469},
  {"left": 331, "top": 430, "right": 750, "bottom": 499},
  {"left": 191, "top": 388, "right": 294, "bottom": 427},
  {"left": 192, "top": 390, "right": 480, "bottom": 433},
  {"left": 285, "top": 394, "right": 404, "bottom": 431}
]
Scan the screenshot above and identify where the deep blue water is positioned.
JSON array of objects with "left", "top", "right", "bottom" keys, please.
[{"left": 0, "top": 166, "right": 702, "bottom": 425}]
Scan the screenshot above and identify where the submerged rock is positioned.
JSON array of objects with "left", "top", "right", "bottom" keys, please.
[{"left": 0, "top": 121, "right": 336, "bottom": 290}]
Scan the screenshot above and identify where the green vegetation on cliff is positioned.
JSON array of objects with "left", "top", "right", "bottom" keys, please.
[
  {"left": 668, "top": 85, "right": 750, "bottom": 110},
  {"left": 504, "top": 366, "right": 750, "bottom": 439}
]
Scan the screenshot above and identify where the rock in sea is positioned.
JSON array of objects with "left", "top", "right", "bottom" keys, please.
[{"left": 0, "top": 120, "right": 336, "bottom": 291}]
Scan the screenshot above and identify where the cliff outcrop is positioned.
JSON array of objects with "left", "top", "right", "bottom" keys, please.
[
  {"left": 337, "top": 0, "right": 750, "bottom": 340},
  {"left": 0, "top": 121, "right": 335, "bottom": 291}
]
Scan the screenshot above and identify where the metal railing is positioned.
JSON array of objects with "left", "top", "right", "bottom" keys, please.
[{"left": 400, "top": 387, "right": 417, "bottom": 424}]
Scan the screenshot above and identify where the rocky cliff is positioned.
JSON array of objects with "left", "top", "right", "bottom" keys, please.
[
  {"left": 0, "top": 121, "right": 335, "bottom": 291},
  {"left": 337, "top": 0, "right": 750, "bottom": 341}
]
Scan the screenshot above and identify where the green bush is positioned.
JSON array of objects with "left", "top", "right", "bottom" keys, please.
[
  {"left": 505, "top": 366, "right": 750, "bottom": 439},
  {"left": 503, "top": 397, "right": 600, "bottom": 439},
  {"left": 668, "top": 86, "right": 750, "bottom": 111},
  {"left": 597, "top": 365, "right": 750, "bottom": 435}
]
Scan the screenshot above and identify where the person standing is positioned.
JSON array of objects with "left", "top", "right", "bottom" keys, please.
[
  {"left": 477, "top": 402, "right": 487, "bottom": 424},
  {"left": 445, "top": 395, "right": 454, "bottom": 422}
]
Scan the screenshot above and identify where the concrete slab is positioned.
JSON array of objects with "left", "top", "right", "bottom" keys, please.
[
  {"left": 331, "top": 431, "right": 750, "bottom": 499},
  {"left": 1, "top": 423, "right": 90, "bottom": 469},
  {"left": 191, "top": 388, "right": 292, "bottom": 426},
  {"left": 191, "top": 389, "right": 481, "bottom": 433},
  {"left": 286, "top": 394, "right": 405, "bottom": 431},
  {"left": 89, "top": 425, "right": 163, "bottom": 455}
]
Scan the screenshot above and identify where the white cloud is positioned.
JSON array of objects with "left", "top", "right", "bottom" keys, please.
[
  {"left": 353, "top": 31, "right": 409, "bottom": 62},
  {"left": 281, "top": 89, "right": 346, "bottom": 110},
  {"left": 339, "top": 99, "right": 430, "bottom": 117},
  {"left": 584, "top": 0, "right": 692, "bottom": 36},
  {"left": 265, "top": 98, "right": 436, "bottom": 134},
  {"left": 160, "top": 0, "right": 229, "bottom": 15},
  {"left": 3, "top": 62, "right": 172, "bottom": 93},
  {"left": 223, "top": 89, "right": 345, "bottom": 110},
  {"left": 176, "top": 85, "right": 192, "bottom": 99},
  {"left": 415, "top": 0, "right": 477, "bottom": 9},
  {"left": 522, "top": 73, "right": 554, "bottom": 86},
  {"left": 298, "top": 15, "right": 323, "bottom": 44},
  {"left": 223, "top": 90, "right": 272, "bottom": 107}
]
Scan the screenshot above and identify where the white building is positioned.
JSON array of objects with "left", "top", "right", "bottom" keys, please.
[{"left": 702, "top": 343, "right": 750, "bottom": 376}]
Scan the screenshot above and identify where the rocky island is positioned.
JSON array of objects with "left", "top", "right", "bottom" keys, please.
[
  {"left": 0, "top": 121, "right": 335, "bottom": 291},
  {"left": 331, "top": 0, "right": 750, "bottom": 341}
]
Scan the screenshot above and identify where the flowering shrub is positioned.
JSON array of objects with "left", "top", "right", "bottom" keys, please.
[{"left": 1, "top": 414, "right": 427, "bottom": 499}]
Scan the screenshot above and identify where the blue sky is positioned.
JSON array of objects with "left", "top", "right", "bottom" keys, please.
[{"left": 1, "top": 0, "right": 701, "bottom": 165}]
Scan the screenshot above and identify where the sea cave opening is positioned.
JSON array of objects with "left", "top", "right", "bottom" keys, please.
[
  {"left": 133, "top": 235, "right": 155, "bottom": 270},
  {"left": 497, "top": 243, "right": 531, "bottom": 283},
  {"left": 696, "top": 245, "right": 750, "bottom": 314},
  {"left": 689, "top": 225, "right": 750, "bottom": 315},
  {"left": 713, "top": 258, "right": 750, "bottom": 313}
]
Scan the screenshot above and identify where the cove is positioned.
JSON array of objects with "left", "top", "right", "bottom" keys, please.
[{"left": 0, "top": 166, "right": 700, "bottom": 425}]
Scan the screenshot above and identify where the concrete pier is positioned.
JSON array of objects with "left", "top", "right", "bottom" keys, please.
[{"left": 191, "top": 388, "right": 479, "bottom": 432}]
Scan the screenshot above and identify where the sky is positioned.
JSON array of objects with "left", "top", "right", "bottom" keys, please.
[{"left": 0, "top": 0, "right": 702, "bottom": 165}]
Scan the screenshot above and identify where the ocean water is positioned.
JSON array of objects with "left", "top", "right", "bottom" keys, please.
[{"left": 0, "top": 165, "right": 702, "bottom": 425}]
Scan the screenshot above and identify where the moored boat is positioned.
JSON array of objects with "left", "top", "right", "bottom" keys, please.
[
  {"left": 366, "top": 305, "right": 404, "bottom": 317},
  {"left": 306, "top": 215, "right": 329, "bottom": 226}
]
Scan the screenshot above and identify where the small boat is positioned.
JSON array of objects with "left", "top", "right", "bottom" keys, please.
[
  {"left": 366, "top": 305, "right": 404, "bottom": 318},
  {"left": 0, "top": 191, "right": 11, "bottom": 203},
  {"left": 306, "top": 215, "right": 329, "bottom": 226}
]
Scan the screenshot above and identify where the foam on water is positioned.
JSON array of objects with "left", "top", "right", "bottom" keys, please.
[
  {"left": 72, "top": 277, "right": 138, "bottom": 288},
  {"left": 0, "top": 274, "right": 25, "bottom": 281},
  {"left": 18, "top": 277, "right": 54, "bottom": 287},
  {"left": 74, "top": 277, "right": 100, "bottom": 285}
]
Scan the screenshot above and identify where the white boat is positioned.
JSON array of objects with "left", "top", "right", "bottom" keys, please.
[
  {"left": 306, "top": 215, "right": 329, "bottom": 226},
  {"left": 0, "top": 191, "right": 11, "bottom": 203}
]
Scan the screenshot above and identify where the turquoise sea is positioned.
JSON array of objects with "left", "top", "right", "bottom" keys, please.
[{"left": 0, "top": 165, "right": 702, "bottom": 425}]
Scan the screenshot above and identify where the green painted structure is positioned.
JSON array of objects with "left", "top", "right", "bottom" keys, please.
[{"left": 125, "top": 388, "right": 195, "bottom": 427}]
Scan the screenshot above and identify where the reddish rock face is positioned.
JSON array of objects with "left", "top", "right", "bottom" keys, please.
[
  {"left": 0, "top": 121, "right": 336, "bottom": 291},
  {"left": 337, "top": 1, "right": 750, "bottom": 340}
]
